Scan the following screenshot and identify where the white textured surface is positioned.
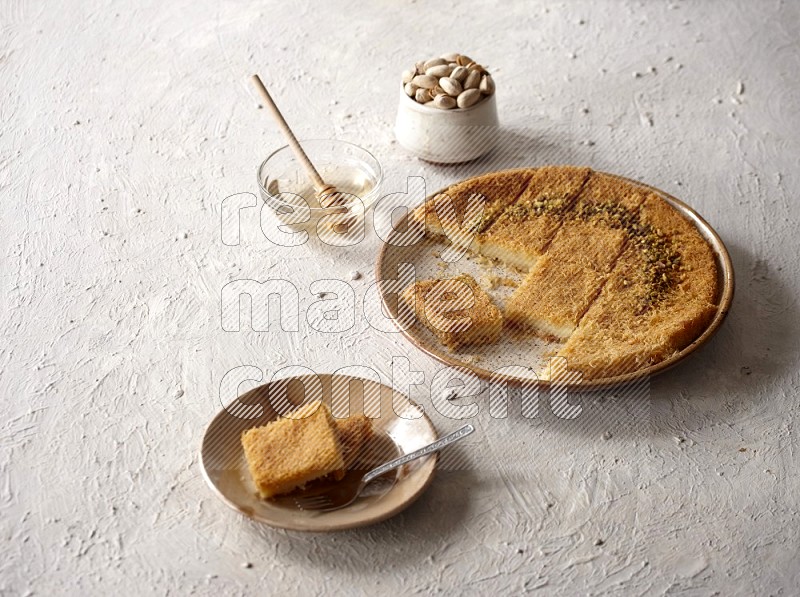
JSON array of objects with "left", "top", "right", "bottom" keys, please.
[{"left": 3, "top": 0, "right": 800, "bottom": 594}]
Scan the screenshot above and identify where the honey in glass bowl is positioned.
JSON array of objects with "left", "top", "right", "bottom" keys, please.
[{"left": 258, "top": 139, "right": 382, "bottom": 237}]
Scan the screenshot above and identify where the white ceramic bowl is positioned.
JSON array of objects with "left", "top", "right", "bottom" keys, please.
[{"left": 394, "top": 91, "right": 499, "bottom": 163}]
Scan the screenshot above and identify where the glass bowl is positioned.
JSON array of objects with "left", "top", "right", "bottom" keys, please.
[{"left": 257, "top": 139, "right": 383, "bottom": 234}]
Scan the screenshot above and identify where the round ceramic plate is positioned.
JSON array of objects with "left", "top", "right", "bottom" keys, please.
[
  {"left": 375, "top": 171, "right": 735, "bottom": 390},
  {"left": 200, "top": 374, "right": 438, "bottom": 531}
]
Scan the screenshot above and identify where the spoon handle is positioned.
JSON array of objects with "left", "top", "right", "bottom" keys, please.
[
  {"left": 363, "top": 424, "right": 475, "bottom": 484},
  {"left": 250, "top": 74, "right": 328, "bottom": 194}
]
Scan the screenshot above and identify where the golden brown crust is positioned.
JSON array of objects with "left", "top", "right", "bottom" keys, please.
[
  {"left": 505, "top": 257, "right": 608, "bottom": 339},
  {"left": 556, "top": 197, "right": 719, "bottom": 379},
  {"left": 476, "top": 166, "right": 592, "bottom": 270},
  {"left": 637, "top": 195, "right": 718, "bottom": 305},
  {"left": 241, "top": 401, "right": 345, "bottom": 498},
  {"left": 575, "top": 171, "right": 649, "bottom": 213},
  {"left": 637, "top": 194, "right": 701, "bottom": 238},
  {"left": 542, "top": 219, "right": 628, "bottom": 273},
  {"left": 502, "top": 171, "right": 647, "bottom": 338},
  {"left": 498, "top": 171, "right": 720, "bottom": 368},
  {"left": 334, "top": 414, "right": 374, "bottom": 468},
  {"left": 400, "top": 273, "right": 503, "bottom": 350},
  {"left": 410, "top": 168, "right": 534, "bottom": 240},
  {"left": 405, "top": 167, "right": 719, "bottom": 378}
]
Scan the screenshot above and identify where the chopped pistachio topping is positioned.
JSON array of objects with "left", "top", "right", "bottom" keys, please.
[
  {"left": 575, "top": 201, "right": 682, "bottom": 311},
  {"left": 503, "top": 194, "right": 570, "bottom": 222}
]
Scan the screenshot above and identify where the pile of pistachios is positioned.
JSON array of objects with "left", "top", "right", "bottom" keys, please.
[{"left": 402, "top": 53, "right": 495, "bottom": 110}]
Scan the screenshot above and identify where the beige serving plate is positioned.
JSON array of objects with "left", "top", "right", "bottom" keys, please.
[
  {"left": 375, "top": 171, "right": 734, "bottom": 390},
  {"left": 200, "top": 374, "right": 438, "bottom": 531}
]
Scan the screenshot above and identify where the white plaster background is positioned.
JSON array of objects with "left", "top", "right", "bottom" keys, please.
[{"left": 2, "top": 0, "right": 800, "bottom": 594}]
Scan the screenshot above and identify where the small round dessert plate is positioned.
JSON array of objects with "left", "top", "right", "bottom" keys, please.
[{"left": 200, "top": 374, "right": 439, "bottom": 532}]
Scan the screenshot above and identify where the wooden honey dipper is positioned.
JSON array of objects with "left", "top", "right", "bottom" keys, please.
[{"left": 250, "top": 74, "right": 346, "bottom": 209}]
